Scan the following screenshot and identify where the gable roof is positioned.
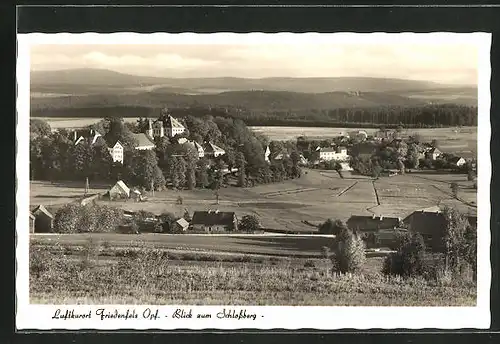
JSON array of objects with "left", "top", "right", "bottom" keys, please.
[
  {"left": 29, "top": 212, "right": 36, "bottom": 220},
  {"left": 204, "top": 142, "right": 225, "bottom": 154},
  {"left": 191, "top": 210, "right": 236, "bottom": 226},
  {"left": 31, "top": 204, "right": 54, "bottom": 219},
  {"left": 347, "top": 215, "right": 401, "bottom": 230},
  {"left": 449, "top": 156, "right": 464, "bottom": 163},
  {"left": 132, "top": 133, "right": 155, "bottom": 148},
  {"left": 156, "top": 114, "right": 185, "bottom": 129},
  {"left": 175, "top": 218, "right": 190, "bottom": 228},
  {"left": 109, "top": 140, "right": 123, "bottom": 149},
  {"left": 403, "top": 211, "right": 447, "bottom": 236},
  {"left": 110, "top": 180, "right": 130, "bottom": 196},
  {"left": 428, "top": 147, "right": 442, "bottom": 154}
]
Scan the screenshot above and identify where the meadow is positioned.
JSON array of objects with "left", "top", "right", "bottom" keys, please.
[
  {"left": 30, "top": 169, "right": 477, "bottom": 232},
  {"left": 29, "top": 242, "right": 476, "bottom": 306}
]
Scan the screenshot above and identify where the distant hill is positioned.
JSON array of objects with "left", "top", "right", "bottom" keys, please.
[
  {"left": 30, "top": 68, "right": 472, "bottom": 94},
  {"left": 31, "top": 89, "right": 435, "bottom": 112}
]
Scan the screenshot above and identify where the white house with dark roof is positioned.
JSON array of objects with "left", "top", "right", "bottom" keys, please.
[
  {"left": 204, "top": 142, "right": 226, "bottom": 157},
  {"left": 317, "top": 146, "right": 348, "bottom": 161},
  {"left": 108, "top": 141, "right": 124, "bottom": 163},
  {"left": 147, "top": 112, "right": 186, "bottom": 139}
]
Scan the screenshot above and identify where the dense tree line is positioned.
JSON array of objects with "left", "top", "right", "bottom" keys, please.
[
  {"left": 31, "top": 103, "right": 477, "bottom": 128},
  {"left": 29, "top": 115, "right": 303, "bottom": 190}
]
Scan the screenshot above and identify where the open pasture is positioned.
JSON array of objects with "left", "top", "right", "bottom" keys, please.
[
  {"left": 29, "top": 169, "right": 476, "bottom": 232},
  {"left": 30, "top": 180, "right": 109, "bottom": 209},
  {"left": 31, "top": 233, "right": 334, "bottom": 258}
]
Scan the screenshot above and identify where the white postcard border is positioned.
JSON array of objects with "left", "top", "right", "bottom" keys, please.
[{"left": 16, "top": 32, "right": 492, "bottom": 330}]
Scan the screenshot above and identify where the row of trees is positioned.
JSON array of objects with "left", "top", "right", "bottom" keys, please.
[
  {"left": 33, "top": 103, "right": 478, "bottom": 128},
  {"left": 30, "top": 114, "right": 304, "bottom": 190}
]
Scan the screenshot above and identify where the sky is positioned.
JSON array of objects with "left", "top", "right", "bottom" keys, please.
[{"left": 30, "top": 43, "right": 478, "bottom": 85}]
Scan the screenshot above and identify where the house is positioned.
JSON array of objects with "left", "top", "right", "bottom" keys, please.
[
  {"left": 346, "top": 215, "right": 402, "bottom": 232},
  {"left": 147, "top": 112, "right": 186, "bottom": 139},
  {"left": 172, "top": 218, "right": 190, "bottom": 232},
  {"left": 29, "top": 212, "right": 35, "bottom": 233},
  {"left": 107, "top": 141, "right": 124, "bottom": 164},
  {"left": 191, "top": 210, "right": 238, "bottom": 232},
  {"left": 72, "top": 129, "right": 104, "bottom": 146},
  {"left": 403, "top": 209, "right": 447, "bottom": 251},
  {"left": 107, "top": 180, "right": 130, "bottom": 200},
  {"left": 349, "top": 130, "right": 368, "bottom": 141},
  {"left": 31, "top": 205, "right": 54, "bottom": 233},
  {"left": 318, "top": 146, "right": 348, "bottom": 162},
  {"left": 449, "top": 156, "right": 466, "bottom": 167},
  {"left": 132, "top": 133, "right": 155, "bottom": 150},
  {"left": 203, "top": 142, "right": 226, "bottom": 157},
  {"left": 186, "top": 140, "right": 205, "bottom": 158},
  {"left": 426, "top": 147, "right": 442, "bottom": 160},
  {"left": 264, "top": 146, "right": 271, "bottom": 162},
  {"left": 299, "top": 154, "right": 308, "bottom": 165},
  {"left": 272, "top": 151, "right": 289, "bottom": 161}
]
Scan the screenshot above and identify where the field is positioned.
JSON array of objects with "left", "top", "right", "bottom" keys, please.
[
  {"left": 29, "top": 242, "right": 476, "bottom": 306},
  {"left": 30, "top": 169, "right": 477, "bottom": 233}
]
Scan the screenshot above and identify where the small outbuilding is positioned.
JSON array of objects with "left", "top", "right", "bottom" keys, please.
[
  {"left": 31, "top": 205, "right": 54, "bottom": 233},
  {"left": 108, "top": 180, "right": 130, "bottom": 200},
  {"left": 172, "top": 218, "right": 190, "bottom": 232}
]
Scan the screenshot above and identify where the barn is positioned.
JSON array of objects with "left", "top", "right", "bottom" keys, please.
[
  {"left": 107, "top": 180, "right": 130, "bottom": 200},
  {"left": 191, "top": 210, "right": 238, "bottom": 232},
  {"left": 31, "top": 205, "right": 54, "bottom": 233}
]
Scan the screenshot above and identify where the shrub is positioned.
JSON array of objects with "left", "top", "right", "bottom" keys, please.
[
  {"left": 331, "top": 229, "right": 366, "bottom": 274},
  {"left": 304, "top": 260, "right": 316, "bottom": 268},
  {"left": 383, "top": 232, "right": 427, "bottom": 278},
  {"left": 321, "top": 246, "right": 331, "bottom": 259},
  {"left": 239, "top": 215, "right": 261, "bottom": 233},
  {"left": 53, "top": 203, "right": 124, "bottom": 233}
]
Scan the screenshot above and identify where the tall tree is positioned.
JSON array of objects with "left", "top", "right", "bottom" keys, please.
[
  {"left": 196, "top": 158, "right": 209, "bottom": 188},
  {"left": 236, "top": 151, "right": 247, "bottom": 187},
  {"left": 104, "top": 117, "right": 138, "bottom": 150}
]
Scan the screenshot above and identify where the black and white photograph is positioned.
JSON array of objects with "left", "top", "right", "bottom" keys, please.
[{"left": 16, "top": 32, "right": 491, "bottom": 330}]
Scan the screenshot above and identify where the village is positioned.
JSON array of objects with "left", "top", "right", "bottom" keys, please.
[{"left": 29, "top": 110, "right": 477, "bottom": 254}]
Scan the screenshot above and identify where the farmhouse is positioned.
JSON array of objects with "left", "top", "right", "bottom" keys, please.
[
  {"left": 317, "top": 146, "right": 348, "bottom": 162},
  {"left": 403, "top": 208, "right": 477, "bottom": 251},
  {"left": 172, "top": 218, "right": 190, "bottom": 232},
  {"left": 132, "top": 133, "right": 155, "bottom": 150},
  {"left": 203, "top": 142, "right": 226, "bottom": 157},
  {"left": 147, "top": 112, "right": 186, "bottom": 139},
  {"left": 31, "top": 204, "right": 54, "bottom": 233},
  {"left": 426, "top": 147, "right": 442, "bottom": 160},
  {"left": 107, "top": 180, "right": 130, "bottom": 200},
  {"left": 349, "top": 130, "right": 368, "bottom": 141},
  {"left": 29, "top": 212, "right": 35, "bottom": 233},
  {"left": 346, "top": 215, "right": 402, "bottom": 232},
  {"left": 191, "top": 210, "right": 238, "bottom": 232},
  {"left": 186, "top": 140, "right": 205, "bottom": 158},
  {"left": 72, "top": 129, "right": 103, "bottom": 146},
  {"left": 107, "top": 141, "right": 124, "bottom": 164},
  {"left": 449, "top": 156, "right": 466, "bottom": 167}
]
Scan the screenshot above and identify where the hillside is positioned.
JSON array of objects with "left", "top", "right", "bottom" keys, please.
[
  {"left": 30, "top": 89, "right": 434, "bottom": 112},
  {"left": 30, "top": 68, "right": 467, "bottom": 94}
]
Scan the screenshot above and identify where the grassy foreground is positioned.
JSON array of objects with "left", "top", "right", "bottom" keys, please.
[{"left": 30, "top": 243, "right": 476, "bottom": 306}]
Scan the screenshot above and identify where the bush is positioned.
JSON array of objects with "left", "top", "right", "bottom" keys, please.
[
  {"left": 304, "top": 260, "right": 316, "bottom": 268},
  {"left": 53, "top": 203, "right": 124, "bottom": 233},
  {"left": 331, "top": 229, "right": 366, "bottom": 274},
  {"left": 382, "top": 232, "right": 427, "bottom": 278}
]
